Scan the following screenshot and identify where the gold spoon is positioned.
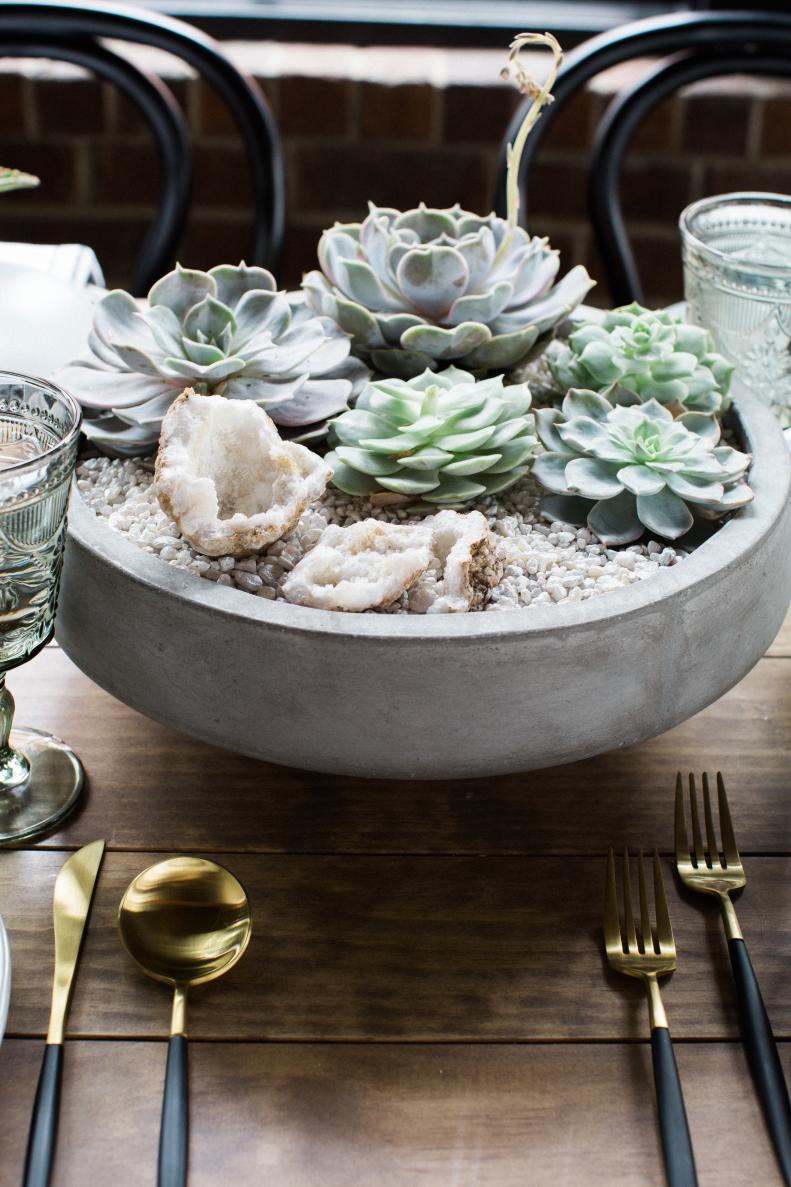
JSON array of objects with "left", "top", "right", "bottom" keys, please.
[{"left": 118, "top": 857, "right": 252, "bottom": 1187}]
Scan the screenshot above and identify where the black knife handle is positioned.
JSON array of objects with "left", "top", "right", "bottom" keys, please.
[
  {"left": 729, "top": 937, "right": 791, "bottom": 1184},
  {"left": 23, "top": 1042, "right": 63, "bottom": 1187},
  {"left": 651, "top": 1027, "right": 698, "bottom": 1187},
  {"left": 158, "top": 1035, "right": 188, "bottom": 1187}
]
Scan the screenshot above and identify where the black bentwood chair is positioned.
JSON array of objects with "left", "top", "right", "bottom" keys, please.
[
  {"left": 494, "top": 11, "right": 791, "bottom": 306},
  {"left": 0, "top": 0, "right": 285, "bottom": 294}
]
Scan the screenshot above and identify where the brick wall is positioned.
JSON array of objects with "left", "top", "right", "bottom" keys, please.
[{"left": 0, "top": 43, "right": 789, "bottom": 308}]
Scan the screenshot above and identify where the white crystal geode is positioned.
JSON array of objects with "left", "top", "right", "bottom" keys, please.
[
  {"left": 155, "top": 389, "right": 331, "bottom": 557},
  {"left": 282, "top": 519, "right": 433, "bottom": 611},
  {"left": 420, "top": 509, "right": 503, "bottom": 614}
]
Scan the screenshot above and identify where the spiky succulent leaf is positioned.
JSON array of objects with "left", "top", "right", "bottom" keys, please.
[
  {"left": 532, "top": 388, "right": 752, "bottom": 543},
  {"left": 303, "top": 203, "right": 594, "bottom": 378},
  {"left": 58, "top": 264, "right": 369, "bottom": 456},
  {"left": 548, "top": 303, "right": 733, "bottom": 416},
  {"left": 0, "top": 166, "right": 39, "bottom": 193},
  {"left": 326, "top": 366, "right": 538, "bottom": 505}
]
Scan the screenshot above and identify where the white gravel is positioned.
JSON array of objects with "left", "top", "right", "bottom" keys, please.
[{"left": 75, "top": 456, "right": 686, "bottom": 613}]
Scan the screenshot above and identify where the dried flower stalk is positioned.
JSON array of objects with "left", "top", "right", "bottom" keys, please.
[{"left": 500, "top": 32, "right": 563, "bottom": 229}]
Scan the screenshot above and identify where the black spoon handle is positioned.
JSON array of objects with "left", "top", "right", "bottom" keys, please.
[
  {"left": 729, "top": 937, "right": 791, "bottom": 1184},
  {"left": 158, "top": 1035, "right": 188, "bottom": 1187},
  {"left": 22, "top": 1042, "right": 63, "bottom": 1187},
  {"left": 651, "top": 1027, "right": 698, "bottom": 1187}
]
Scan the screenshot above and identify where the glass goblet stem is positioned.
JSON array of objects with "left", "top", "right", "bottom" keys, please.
[{"left": 0, "top": 675, "right": 30, "bottom": 791}]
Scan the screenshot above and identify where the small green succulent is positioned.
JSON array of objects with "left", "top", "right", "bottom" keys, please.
[
  {"left": 58, "top": 263, "right": 368, "bottom": 456},
  {"left": 532, "top": 388, "right": 752, "bottom": 544},
  {"left": 548, "top": 303, "right": 733, "bottom": 415},
  {"left": 326, "top": 366, "right": 538, "bottom": 504},
  {"left": 303, "top": 204, "right": 593, "bottom": 381}
]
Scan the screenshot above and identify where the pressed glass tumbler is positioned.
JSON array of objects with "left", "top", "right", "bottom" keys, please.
[
  {"left": 680, "top": 191, "right": 791, "bottom": 428},
  {"left": 0, "top": 373, "right": 83, "bottom": 843}
]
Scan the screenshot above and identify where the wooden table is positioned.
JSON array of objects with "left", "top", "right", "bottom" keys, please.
[{"left": 1, "top": 616, "right": 790, "bottom": 1186}]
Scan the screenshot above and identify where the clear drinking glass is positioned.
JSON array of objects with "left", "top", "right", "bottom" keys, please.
[
  {"left": 680, "top": 191, "right": 791, "bottom": 428},
  {"left": 0, "top": 373, "right": 83, "bottom": 843}
]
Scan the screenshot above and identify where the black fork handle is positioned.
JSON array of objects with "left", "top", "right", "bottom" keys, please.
[
  {"left": 729, "top": 937, "right": 791, "bottom": 1184},
  {"left": 651, "top": 1027, "right": 698, "bottom": 1187}
]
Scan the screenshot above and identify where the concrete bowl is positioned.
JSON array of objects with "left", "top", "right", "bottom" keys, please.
[{"left": 56, "top": 386, "right": 791, "bottom": 780}]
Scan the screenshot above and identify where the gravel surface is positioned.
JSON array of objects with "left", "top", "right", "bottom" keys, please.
[{"left": 76, "top": 456, "right": 686, "bottom": 613}]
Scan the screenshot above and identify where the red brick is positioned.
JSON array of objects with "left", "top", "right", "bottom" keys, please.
[
  {"left": 179, "top": 218, "right": 252, "bottom": 273},
  {"left": 90, "top": 143, "right": 161, "bottom": 204},
  {"left": 619, "top": 163, "right": 692, "bottom": 222},
  {"left": 629, "top": 98, "right": 676, "bottom": 152},
  {"left": 293, "top": 145, "right": 489, "bottom": 216},
  {"left": 760, "top": 98, "right": 791, "bottom": 156},
  {"left": 33, "top": 77, "right": 105, "bottom": 136},
  {"left": 0, "top": 140, "right": 77, "bottom": 203},
  {"left": 278, "top": 77, "right": 351, "bottom": 137},
  {"left": 192, "top": 146, "right": 253, "bottom": 208},
  {"left": 681, "top": 94, "right": 750, "bottom": 155},
  {"left": 114, "top": 77, "right": 191, "bottom": 135},
  {"left": 630, "top": 232, "right": 684, "bottom": 307},
  {"left": 442, "top": 84, "right": 517, "bottom": 145},
  {"left": 359, "top": 83, "right": 436, "bottom": 143},
  {"left": 198, "top": 76, "right": 278, "bottom": 136},
  {"left": 543, "top": 90, "right": 597, "bottom": 152},
  {"left": 280, "top": 219, "right": 329, "bottom": 287},
  {"left": 527, "top": 159, "right": 589, "bottom": 220},
  {"left": 703, "top": 162, "right": 791, "bottom": 196},
  {"left": 0, "top": 75, "right": 25, "bottom": 135}
]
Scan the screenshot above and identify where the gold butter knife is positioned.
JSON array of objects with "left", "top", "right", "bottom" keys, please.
[{"left": 23, "top": 840, "right": 106, "bottom": 1187}]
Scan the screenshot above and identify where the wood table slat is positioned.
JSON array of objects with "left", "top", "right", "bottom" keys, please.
[
  {"left": 1, "top": 1039, "right": 789, "bottom": 1187},
  {"left": 2, "top": 851, "right": 790, "bottom": 1042},
  {"left": 768, "top": 610, "right": 791, "bottom": 656},
  {"left": 9, "top": 647, "right": 791, "bottom": 855}
]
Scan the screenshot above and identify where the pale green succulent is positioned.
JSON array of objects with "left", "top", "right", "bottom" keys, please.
[
  {"left": 58, "top": 263, "right": 368, "bottom": 456},
  {"left": 326, "top": 366, "right": 538, "bottom": 504},
  {"left": 532, "top": 388, "right": 752, "bottom": 544},
  {"left": 549, "top": 303, "right": 733, "bottom": 415},
  {"left": 0, "top": 167, "right": 39, "bottom": 193},
  {"left": 303, "top": 203, "right": 594, "bottom": 380}
]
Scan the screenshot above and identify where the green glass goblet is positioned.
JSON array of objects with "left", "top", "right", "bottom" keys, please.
[{"left": 0, "top": 372, "right": 83, "bottom": 844}]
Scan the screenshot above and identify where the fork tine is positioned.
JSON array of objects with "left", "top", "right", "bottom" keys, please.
[
  {"left": 638, "top": 849, "right": 654, "bottom": 954},
  {"left": 653, "top": 850, "right": 675, "bottom": 953},
  {"left": 604, "top": 848, "right": 622, "bottom": 952},
  {"left": 674, "top": 772, "right": 690, "bottom": 865},
  {"left": 689, "top": 773, "right": 704, "bottom": 867},
  {"left": 702, "top": 771, "right": 722, "bottom": 869},
  {"left": 622, "top": 848, "right": 638, "bottom": 952},
  {"left": 717, "top": 772, "right": 741, "bottom": 867}
]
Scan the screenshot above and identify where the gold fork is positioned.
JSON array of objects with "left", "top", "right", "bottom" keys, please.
[
  {"left": 676, "top": 772, "right": 791, "bottom": 1184},
  {"left": 605, "top": 848, "right": 698, "bottom": 1187}
]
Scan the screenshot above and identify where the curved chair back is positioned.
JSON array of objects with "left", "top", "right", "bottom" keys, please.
[
  {"left": 0, "top": 0, "right": 285, "bottom": 294},
  {"left": 493, "top": 11, "right": 791, "bottom": 305}
]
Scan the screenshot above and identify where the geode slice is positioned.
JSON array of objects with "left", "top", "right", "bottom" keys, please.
[
  {"left": 155, "top": 389, "right": 331, "bottom": 557},
  {"left": 410, "top": 509, "right": 503, "bottom": 614},
  {"left": 282, "top": 519, "right": 433, "bottom": 611}
]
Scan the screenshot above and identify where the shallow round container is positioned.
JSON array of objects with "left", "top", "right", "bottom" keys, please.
[{"left": 56, "top": 386, "right": 791, "bottom": 780}]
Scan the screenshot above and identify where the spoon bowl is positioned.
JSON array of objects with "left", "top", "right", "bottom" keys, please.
[{"left": 118, "top": 856, "right": 252, "bottom": 988}]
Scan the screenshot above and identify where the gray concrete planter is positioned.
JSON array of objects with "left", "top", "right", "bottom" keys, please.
[{"left": 56, "top": 387, "right": 791, "bottom": 780}]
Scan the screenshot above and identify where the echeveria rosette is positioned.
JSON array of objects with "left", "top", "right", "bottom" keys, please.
[
  {"left": 532, "top": 389, "right": 752, "bottom": 544},
  {"left": 326, "top": 366, "right": 538, "bottom": 505},
  {"left": 303, "top": 202, "right": 594, "bottom": 380},
  {"left": 58, "top": 263, "right": 369, "bottom": 456},
  {"left": 548, "top": 303, "right": 733, "bottom": 416}
]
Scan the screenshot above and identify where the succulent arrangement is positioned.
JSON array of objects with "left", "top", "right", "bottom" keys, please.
[
  {"left": 548, "top": 303, "right": 733, "bottom": 415},
  {"left": 58, "top": 263, "right": 368, "bottom": 455},
  {"left": 327, "top": 367, "right": 538, "bottom": 504},
  {"left": 532, "top": 388, "right": 752, "bottom": 544},
  {"left": 303, "top": 204, "right": 593, "bottom": 379}
]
